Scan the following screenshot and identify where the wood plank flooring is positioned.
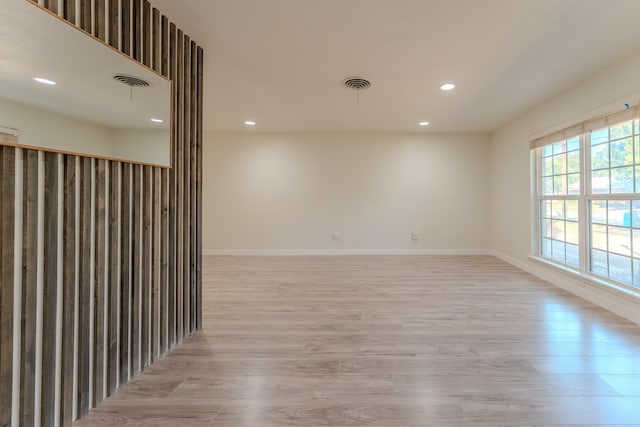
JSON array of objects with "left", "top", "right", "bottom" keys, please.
[{"left": 73, "top": 255, "right": 640, "bottom": 426}]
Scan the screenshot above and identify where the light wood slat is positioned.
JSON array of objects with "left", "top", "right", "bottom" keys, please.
[
  {"left": 20, "top": 149, "right": 38, "bottom": 427},
  {"left": 120, "top": 163, "right": 131, "bottom": 385},
  {"left": 77, "top": 156, "right": 92, "bottom": 417},
  {"left": 0, "top": 147, "right": 15, "bottom": 427},
  {"left": 132, "top": 0, "right": 142, "bottom": 62},
  {"left": 160, "top": 168, "right": 168, "bottom": 354},
  {"left": 142, "top": 0, "right": 151, "bottom": 67},
  {"left": 182, "top": 34, "right": 191, "bottom": 335},
  {"left": 41, "top": 151, "right": 59, "bottom": 427},
  {"left": 152, "top": 168, "right": 161, "bottom": 360},
  {"left": 60, "top": 155, "right": 76, "bottom": 427},
  {"left": 121, "top": 0, "right": 131, "bottom": 56},
  {"left": 141, "top": 166, "right": 151, "bottom": 368},
  {"left": 79, "top": 0, "right": 91, "bottom": 32},
  {"left": 189, "top": 39, "right": 198, "bottom": 332},
  {"left": 62, "top": 0, "right": 75, "bottom": 22},
  {"left": 93, "top": 159, "right": 106, "bottom": 406},
  {"left": 131, "top": 164, "right": 141, "bottom": 376},
  {"left": 195, "top": 46, "right": 203, "bottom": 329},
  {"left": 167, "top": 22, "right": 177, "bottom": 347},
  {"left": 107, "top": 161, "right": 119, "bottom": 396},
  {"left": 94, "top": 0, "right": 106, "bottom": 40},
  {"left": 108, "top": 0, "right": 119, "bottom": 49},
  {"left": 44, "top": 0, "right": 58, "bottom": 14},
  {"left": 176, "top": 28, "right": 184, "bottom": 341}
]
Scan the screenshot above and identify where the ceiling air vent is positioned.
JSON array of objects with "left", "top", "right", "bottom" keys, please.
[
  {"left": 343, "top": 77, "right": 371, "bottom": 90},
  {"left": 113, "top": 74, "right": 150, "bottom": 87}
]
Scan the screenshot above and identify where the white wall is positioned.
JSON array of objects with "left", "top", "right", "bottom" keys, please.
[
  {"left": 203, "top": 132, "right": 491, "bottom": 254},
  {"left": 491, "top": 48, "right": 640, "bottom": 324}
]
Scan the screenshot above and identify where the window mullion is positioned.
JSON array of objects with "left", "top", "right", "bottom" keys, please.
[{"left": 579, "top": 133, "right": 590, "bottom": 274}]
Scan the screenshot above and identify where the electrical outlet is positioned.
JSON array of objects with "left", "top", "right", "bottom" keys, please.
[{"left": 411, "top": 233, "right": 419, "bottom": 241}]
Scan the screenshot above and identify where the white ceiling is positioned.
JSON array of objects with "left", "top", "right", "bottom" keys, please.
[{"left": 150, "top": 0, "right": 640, "bottom": 133}]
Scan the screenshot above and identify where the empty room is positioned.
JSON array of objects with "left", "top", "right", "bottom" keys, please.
[{"left": 2, "top": 0, "right": 640, "bottom": 426}]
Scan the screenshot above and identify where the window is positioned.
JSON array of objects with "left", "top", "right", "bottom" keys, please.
[{"left": 533, "top": 106, "right": 640, "bottom": 291}]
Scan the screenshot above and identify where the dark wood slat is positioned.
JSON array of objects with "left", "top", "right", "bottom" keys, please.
[
  {"left": 161, "top": 16, "right": 169, "bottom": 78},
  {"left": 160, "top": 168, "right": 168, "bottom": 353},
  {"left": 168, "top": 22, "right": 177, "bottom": 347},
  {"left": 152, "top": 8, "right": 160, "bottom": 73},
  {"left": 94, "top": 159, "right": 106, "bottom": 405},
  {"left": 44, "top": 0, "right": 58, "bottom": 14},
  {"left": 20, "top": 149, "right": 38, "bottom": 427},
  {"left": 94, "top": 0, "right": 106, "bottom": 40},
  {"left": 77, "top": 157, "right": 92, "bottom": 417},
  {"left": 108, "top": 0, "right": 119, "bottom": 49},
  {"left": 176, "top": 28, "right": 184, "bottom": 341},
  {"left": 152, "top": 168, "right": 161, "bottom": 360},
  {"left": 141, "top": 166, "right": 151, "bottom": 368},
  {"left": 196, "top": 46, "right": 203, "bottom": 330},
  {"left": 60, "top": 155, "right": 76, "bottom": 427},
  {"left": 190, "top": 39, "right": 198, "bottom": 332},
  {"left": 182, "top": 34, "right": 191, "bottom": 336},
  {"left": 121, "top": 0, "right": 131, "bottom": 55},
  {"left": 79, "top": 0, "right": 91, "bottom": 33},
  {"left": 41, "top": 152, "right": 59, "bottom": 427},
  {"left": 120, "top": 163, "right": 132, "bottom": 385},
  {"left": 62, "top": 0, "right": 75, "bottom": 23},
  {"left": 132, "top": 0, "right": 142, "bottom": 62},
  {"left": 107, "top": 161, "right": 119, "bottom": 395},
  {"left": 142, "top": 0, "right": 151, "bottom": 67},
  {"left": 131, "top": 164, "right": 141, "bottom": 376},
  {"left": 0, "top": 147, "right": 15, "bottom": 427}
]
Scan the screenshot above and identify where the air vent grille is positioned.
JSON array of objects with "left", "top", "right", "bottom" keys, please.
[
  {"left": 113, "top": 74, "right": 150, "bottom": 87},
  {"left": 343, "top": 77, "right": 371, "bottom": 90}
]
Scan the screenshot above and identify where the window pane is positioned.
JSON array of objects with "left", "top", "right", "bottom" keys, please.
[
  {"left": 552, "top": 200, "right": 564, "bottom": 218},
  {"left": 566, "top": 221, "right": 579, "bottom": 245},
  {"left": 567, "top": 173, "right": 580, "bottom": 195},
  {"left": 552, "top": 239, "right": 565, "bottom": 263},
  {"left": 591, "top": 143, "right": 609, "bottom": 170},
  {"left": 566, "top": 243, "right": 579, "bottom": 267},
  {"left": 591, "top": 248, "right": 608, "bottom": 276},
  {"left": 610, "top": 138, "right": 633, "bottom": 167},
  {"left": 542, "top": 177, "right": 553, "bottom": 195},
  {"left": 542, "top": 157, "right": 553, "bottom": 176},
  {"left": 552, "top": 220, "right": 565, "bottom": 240},
  {"left": 609, "top": 253, "right": 632, "bottom": 285},
  {"left": 567, "top": 151, "right": 580, "bottom": 173},
  {"left": 554, "top": 174, "right": 567, "bottom": 195},
  {"left": 567, "top": 137, "right": 580, "bottom": 152},
  {"left": 611, "top": 167, "right": 634, "bottom": 194},
  {"left": 553, "top": 142, "right": 566, "bottom": 155},
  {"left": 610, "top": 120, "right": 633, "bottom": 140},
  {"left": 608, "top": 226, "right": 631, "bottom": 256},
  {"left": 566, "top": 200, "right": 579, "bottom": 221},
  {"left": 633, "top": 201, "right": 640, "bottom": 228},
  {"left": 541, "top": 237, "right": 552, "bottom": 258},
  {"left": 541, "top": 218, "right": 552, "bottom": 238},
  {"left": 553, "top": 154, "right": 566, "bottom": 175},
  {"left": 633, "top": 229, "right": 640, "bottom": 257},
  {"left": 591, "top": 169, "right": 610, "bottom": 194},
  {"left": 591, "top": 200, "right": 607, "bottom": 224},
  {"left": 591, "top": 224, "right": 607, "bottom": 251},
  {"left": 635, "top": 166, "right": 640, "bottom": 193},
  {"left": 634, "top": 258, "right": 640, "bottom": 287},
  {"left": 608, "top": 200, "right": 629, "bottom": 226},
  {"left": 591, "top": 128, "right": 609, "bottom": 145},
  {"left": 541, "top": 200, "right": 552, "bottom": 219},
  {"left": 543, "top": 145, "right": 553, "bottom": 157}
]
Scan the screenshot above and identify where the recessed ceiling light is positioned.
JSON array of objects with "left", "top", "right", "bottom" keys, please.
[
  {"left": 440, "top": 83, "right": 455, "bottom": 91},
  {"left": 33, "top": 77, "right": 57, "bottom": 85},
  {"left": 419, "top": 121, "right": 430, "bottom": 126},
  {"left": 150, "top": 118, "right": 164, "bottom": 123},
  {"left": 244, "top": 120, "right": 256, "bottom": 126}
]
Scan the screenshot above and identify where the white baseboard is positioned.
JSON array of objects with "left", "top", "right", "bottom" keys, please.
[
  {"left": 492, "top": 250, "right": 640, "bottom": 326},
  {"left": 204, "top": 248, "right": 493, "bottom": 256}
]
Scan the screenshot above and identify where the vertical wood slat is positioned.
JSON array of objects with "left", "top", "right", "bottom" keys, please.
[
  {"left": 62, "top": 0, "right": 75, "bottom": 22},
  {"left": 79, "top": 0, "right": 91, "bottom": 32},
  {"left": 152, "top": 168, "right": 161, "bottom": 360},
  {"left": 196, "top": 46, "right": 204, "bottom": 329},
  {"left": 77, "top": 157, "right": 92, "bottom": 417},
  {"left": 44, "top": 0, "right": 58, "bottom": 14},
  {"left": 141, "top": 166, "right": 151, "bottom": 368},
  {"left": 107, "top": 161, "right": 119, "bottom": 395},
  {"left": 183, "top": 34, "right": 192, "bottom": 335},
  {"left": 152, "top": 8, "right": 160, "bottom": 73},
  {"left": 0, "top": 147, "right": 15, "bottom": 427},
  {"left": 94, "top": 0, "right": 106, "bottom": 40},
  {"left": 160, "top": 168, "right": 169, "bottom": 353},
  {"left": 131, "top": 164, "right": 141, "bottom": 376},
  {"left": 108, "top": 0, "right": 119, "bottom": 49},
  {"left": 142, "top": 0, "right": 151, "bottom": 67},
  {"left": 120, "top": 163, "right": 131, "bottom": 385},
  {"left": 94, "top": 160, "right": 106, "bottom": 405},
  {"left": 60, "top": 155, "right": 76, "bottom": 427},
  {"left": 132, "top": 0, "right": 142, "bottom": 62},
  {"left": 176, "top": 28, "right": 184, "bottom": 341},
  {"left": 20, "top": 149, "right": 38, "bottom": 427},
  {"left": 190, "top": 39, "right": 198, "bottom": 332},
  {"left": 121, "top": 0, "right": 131, "bottom": 55},
  {"left": 41, "top": 152, "right": 59, "bottom": 427},
  {"left": 161, "top": 16, "right": 169, "bottom": 78},
  {"left": 168, "top": 22, "right": 177, "bottom": 346}
]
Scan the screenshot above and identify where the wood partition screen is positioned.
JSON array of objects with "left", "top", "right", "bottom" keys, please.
[{"left": 0, "top": 0, "right": 203, "bottom": 425}]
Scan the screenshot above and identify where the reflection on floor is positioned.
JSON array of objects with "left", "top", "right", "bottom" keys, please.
[{"left": 73, "top": 255, "right": 640, "bottom": 426}]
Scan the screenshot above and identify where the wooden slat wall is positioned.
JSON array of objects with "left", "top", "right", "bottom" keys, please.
[{"left": 0, "top": 1, "right": 204, "bottom": 425}]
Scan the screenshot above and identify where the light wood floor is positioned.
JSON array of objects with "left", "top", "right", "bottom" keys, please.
[{"left": 74, "top": 255, "right": 640, "bottom": 426}]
